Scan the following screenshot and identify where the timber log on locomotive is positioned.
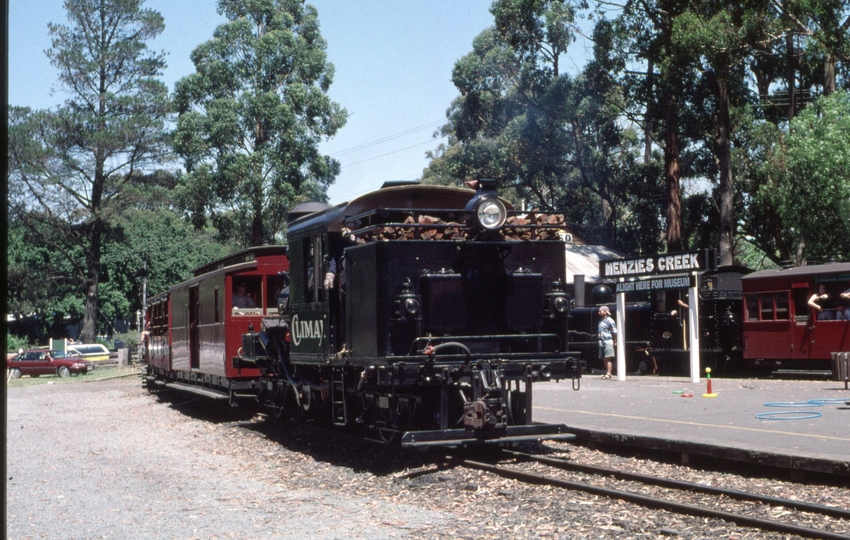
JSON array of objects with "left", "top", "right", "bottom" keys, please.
[{"left": 237, "top": 180, "right": 582, "bottom": 446}]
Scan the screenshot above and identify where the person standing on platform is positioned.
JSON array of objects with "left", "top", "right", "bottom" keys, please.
[{"left": 598, "top": 305, "right": 617, "bottom": 379}]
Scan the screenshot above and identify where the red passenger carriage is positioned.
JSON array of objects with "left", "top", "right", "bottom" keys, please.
[
  {"left": 742, "top": 261, "right": 850, "bottom": 371},
  {"left": 144, "top": 246, "right": 289, "bottom": 402}
]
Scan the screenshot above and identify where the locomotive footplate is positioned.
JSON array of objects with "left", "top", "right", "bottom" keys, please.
[{"left": 399, "top": 424, "right": 575, "bottom": 448}]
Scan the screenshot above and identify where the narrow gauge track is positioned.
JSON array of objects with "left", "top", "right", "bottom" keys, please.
[{"left": 435, "top": 449, "right": 850, "bottom": 539}]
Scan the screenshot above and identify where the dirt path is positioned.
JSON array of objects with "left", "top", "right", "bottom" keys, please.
[{"left": 6, "top": 375, "right": 448, "bottom": 539}]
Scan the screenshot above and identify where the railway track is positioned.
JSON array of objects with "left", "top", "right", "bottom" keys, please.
[{"left": 435, "top": 448, "right": 850, "bottom": 539}]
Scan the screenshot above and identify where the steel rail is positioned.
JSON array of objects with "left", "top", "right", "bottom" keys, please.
[
  {"left": 443, "top": 455, "right": 849, "bottom": 540},
  {"left": 502, "top": 449, "right": 850, "bottom": 521}
]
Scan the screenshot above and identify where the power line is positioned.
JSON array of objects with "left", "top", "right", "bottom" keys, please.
[
  {"left": 343, "top": 138, "right": 438, "bottom": 168},
  {"left": 329, "top": 119, "right": 445, "bottom": 158}
]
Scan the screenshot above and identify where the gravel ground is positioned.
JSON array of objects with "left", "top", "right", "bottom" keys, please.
[{"left": 6, "top": 373, "right": 850, "bottom": 539}]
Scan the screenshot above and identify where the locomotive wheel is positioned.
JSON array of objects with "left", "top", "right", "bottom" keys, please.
[
  {"left": 286, "top": 386, "right": 304, "bottom": 422},
  {"left": 271, "top": 392, "right": 286, "bottom": 420},
  {"left": 299, "top": 386, "right": 312, "bottom": 411}
]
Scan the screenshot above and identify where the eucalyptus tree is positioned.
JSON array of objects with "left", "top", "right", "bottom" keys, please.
[
  {"left": 591, "top": 0, "right": 698, "bottom": 252},
  {"left": 173, "top": 0, "right": 347, "bottom": 247},
  {"left": 425, "top": 0, "right": 661, "bottom": 250},
  {"left": 7, "top": 0, "right": 171, "bottom": 343},
  {"left": 670, "top": 3, "right": 774, "bottom": 265},
  {"left": 740, "top": 91, "right": 850, "bottom": 264}
]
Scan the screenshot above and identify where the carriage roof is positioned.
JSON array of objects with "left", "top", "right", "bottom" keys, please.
[{"left": 742, "top": 261, "right": 850, "bottom": 281}]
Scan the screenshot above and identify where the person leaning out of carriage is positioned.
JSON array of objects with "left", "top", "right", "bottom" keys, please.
[{"left": 808, "top": 283, "right": 836, "bottom": 320}]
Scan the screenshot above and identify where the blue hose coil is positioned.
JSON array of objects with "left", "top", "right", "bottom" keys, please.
[
  {"left": 762, "top": 401, "right": 823, "bottom": 407},
  {"left": 756, "top": 411, "right": 823, "bottom": 420}
]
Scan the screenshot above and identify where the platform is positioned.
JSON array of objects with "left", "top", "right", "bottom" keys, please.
[{"left": 534, "top": 375, "right": 850, "bottom": 478}]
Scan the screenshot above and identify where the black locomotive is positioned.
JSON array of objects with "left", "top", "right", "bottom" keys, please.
[
  {"left": 240, "top": 180, "right": 582, "bottom": 446},
  {"left": 567, "top": 266, "right": 750, "bottom": 375}
]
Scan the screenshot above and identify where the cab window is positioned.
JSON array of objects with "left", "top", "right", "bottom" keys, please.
[{"left": 267, "top": 274, "right": 290, "bottom": 315}]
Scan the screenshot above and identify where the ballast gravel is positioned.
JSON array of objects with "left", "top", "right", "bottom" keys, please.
[{"left": 6, "top": 373, "right": 849, "bottom": 539}]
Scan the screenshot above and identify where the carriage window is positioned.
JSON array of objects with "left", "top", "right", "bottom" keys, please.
[
  {"left": 775, "top": 293, "right": 789, "bottom": 320},
  {"left": 232, "top": 276, "right": 262, "bottom": 314},
  {"left": 760, "top": 293, "right": 774, "bottom": 320},
  {"left": 214, "top": 289, "right": 220, "bottom": 323},
  {"left": 746, "top": 295, "right": 759, "bottom": 320},
  {"left": 793, "top": 288, "right": 810, "bottom": 322}
]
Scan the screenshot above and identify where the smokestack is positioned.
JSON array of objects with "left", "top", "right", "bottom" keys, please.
[{"left": 574, "top": 275, "right": 585, "bottom": 307}]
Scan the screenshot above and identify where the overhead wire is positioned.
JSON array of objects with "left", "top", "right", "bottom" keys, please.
[
  {"left": 343, "top": 139, "right": 437, "bottom": 168},
  {"left": 329, "top": 119, "right": 445, "bottom": 158}
]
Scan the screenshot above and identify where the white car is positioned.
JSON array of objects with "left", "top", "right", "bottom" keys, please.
[{"left": 66, "top": 343, "right": 111, "bottom": 362}]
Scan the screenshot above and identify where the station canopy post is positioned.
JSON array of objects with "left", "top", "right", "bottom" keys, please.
[
  {"left": 616, "top": 282, "right": 627, "bottom": 381},
  {"left": 688, "top": 272, "right": 700, "bottom": 383}
]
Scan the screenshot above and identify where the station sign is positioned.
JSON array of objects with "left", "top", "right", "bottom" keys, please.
[
  {"left": 599, "top": 249, "right": 717, "bottom": 280},
  {"left": 615, "top": 275, "right": 695, "bottom": 294}
]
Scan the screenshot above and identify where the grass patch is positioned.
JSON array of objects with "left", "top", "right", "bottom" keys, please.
[{"left": 6, "top": 365, "right": 143, "bottom": 388}]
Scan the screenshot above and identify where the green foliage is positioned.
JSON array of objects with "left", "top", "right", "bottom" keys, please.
[
  {"left": 740, "top": 91, "right": 850, "bottom": 263},
  {"left": 101, "top": 206, "right": 236, "bottom": 312},
  {"left": 6, "top": 335, "right": 31, "bottom": 354},
  {"left": 173, "top": 0, "right": 347, "bottom": 247},
  {"left": 778, "top": 91, "right": 850, "bottom": 261}
]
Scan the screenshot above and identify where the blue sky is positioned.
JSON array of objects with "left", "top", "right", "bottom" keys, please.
[{"left": 9, "top": 1, "right": 591, "bottom": 204}]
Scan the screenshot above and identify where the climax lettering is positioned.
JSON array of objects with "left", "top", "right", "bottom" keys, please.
[{"left": 290, "top": 314, "right": 324, "bottom": 347}]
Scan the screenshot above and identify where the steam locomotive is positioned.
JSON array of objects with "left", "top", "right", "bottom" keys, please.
[
  {"left": 145, "top": 180, "right": 582, "bottom": 446},
  {"left": 240, "top": 180, "right": 582, "bottom": 446}
]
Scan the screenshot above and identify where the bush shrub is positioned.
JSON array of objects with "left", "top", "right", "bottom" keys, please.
[{"left": 7, "top": 334, "right": 31, "bottom": 354}]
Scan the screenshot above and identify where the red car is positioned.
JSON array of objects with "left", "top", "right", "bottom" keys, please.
[{"left": 6, "top": 349, "right": 95, "bottom": 379}]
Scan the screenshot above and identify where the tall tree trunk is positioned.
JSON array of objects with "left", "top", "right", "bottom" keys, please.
[
  {"left": 786, "top": 32, "right": 797, "bottom": 120},
  {"left": 80, "top": 219, "right": 103, "bottom": 343},
  {"left": 664, "top": 90, "right": 683, "bottom": 253},
  {"left": 252, "top": 213, "right": 264, "bottom": 247},
  {"left": 824, "top": 54, "right": 837, "bottom": 95},
  {"left": 81, "top": 142, "right": 106, "bottom": 343},
  {"left": 660, "top": 2, "right": 683, "bottom": 253},
  {"left": 716, "top": 75, "right": 734, "bottom": 266},
  {"left": 644, "top": 59, "right": 655, "bottom": 164}
]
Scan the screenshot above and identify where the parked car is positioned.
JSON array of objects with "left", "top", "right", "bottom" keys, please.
[
  {"left": 6, "top": 349, "right": 95, "bottom": 378},
  {"left": 66, "top": 343, "right": 111, "bottom": 363}
]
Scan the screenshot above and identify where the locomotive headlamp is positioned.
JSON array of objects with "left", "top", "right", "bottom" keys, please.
[
  {"left": 546, "top": 279, "right": 571, "bottom": 318},
  {"left": 474, "top": 197, "right": 507, "bottom": 230},
  {"left": 466, "top": 179, "right": 508, "bottom": 230},
  {"left": 394, "top": 278, "right": 422, "bottom": 320},
  {"left": 553, "top": 296, "right": 569, "bottom": 314},
  {"left": 404, "top": 298, "right": 421, "bottom": 317}
]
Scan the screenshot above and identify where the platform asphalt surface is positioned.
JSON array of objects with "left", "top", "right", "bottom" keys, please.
[{"left": 534, "top": 374, "right": 850, "bottom": 476}]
